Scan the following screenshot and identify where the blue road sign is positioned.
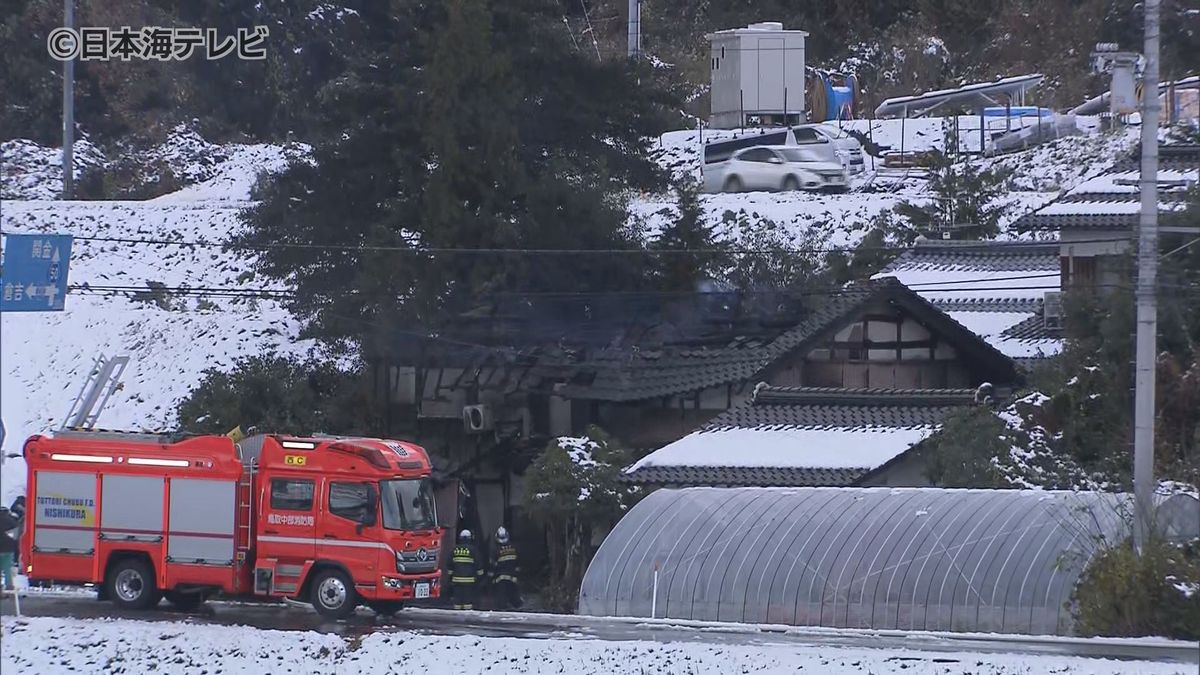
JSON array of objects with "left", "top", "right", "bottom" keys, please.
[{"left": 0, "top": 233, "right": 73, "bottom": 312}]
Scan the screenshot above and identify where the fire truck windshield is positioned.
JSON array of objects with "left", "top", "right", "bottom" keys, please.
[{"left": 380, "top": 478, "right": 437, "bottom": 531}]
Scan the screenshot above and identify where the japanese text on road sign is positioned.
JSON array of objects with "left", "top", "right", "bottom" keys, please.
[{"left": 0, "top": 234, "right": 73, "bottom": 312}]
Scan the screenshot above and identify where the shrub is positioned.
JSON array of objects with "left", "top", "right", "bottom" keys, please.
[
  {"left": 1072, "top": 539, "right": 1200, "bottom": 640},
  {"left": 522, "top": 426, "right": 640, "bottom": 611}
]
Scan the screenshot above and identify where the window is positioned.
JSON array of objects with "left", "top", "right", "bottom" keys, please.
[
  {"left": 270, "top": 478, "right": 314, "bottom": 511},
  {"left": 779, "top": 148, "right": 823, "bottom": 163},
  {"left": 793, "top": 128, "right": 820, "bottom": 143},
  {"left": 1062, "top": 255, "right": 1097, "bottom": 289},
  {"left": 381, "top": 478, "right": 438, "bottom": 531},
  {"left": 329, "top": 482, "right": 374, "bottom": 523},
  {"left": 738, "top": 148, "right": 774, "bottom": 163}
]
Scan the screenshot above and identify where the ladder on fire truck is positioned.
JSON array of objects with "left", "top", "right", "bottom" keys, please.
[
  {"left": 61, "top": 353, "right": 131, "bottom": 430},
  {"left": 235, "top": 460, "right": 256, "bottom": 579}
]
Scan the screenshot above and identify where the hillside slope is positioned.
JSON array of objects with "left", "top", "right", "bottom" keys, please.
[{"left": 0, "top": 136, "right": 311, "bottom": 503}]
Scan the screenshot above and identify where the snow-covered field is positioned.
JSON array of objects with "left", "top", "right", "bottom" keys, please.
[
  {"left": 0, "top": 131, "right": 314, "bottom": 504},
  {"left": 1, "top": 616, "right": 1193, "bottom": 675}
]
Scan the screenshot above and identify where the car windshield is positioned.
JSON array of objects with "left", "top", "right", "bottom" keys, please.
[
  {"left": 380, "top": 478, "right": 437, "bottom": 531},
  {"left": 779, "top": 148, "right": 823, "bottom": 163}
]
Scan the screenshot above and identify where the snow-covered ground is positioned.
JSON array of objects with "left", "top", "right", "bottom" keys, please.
[
  {"left": 640, "top": 118, "right": 1137, "bottom": 250},
  {"left": 0, "top": 132, "right": 313, "bottom": 504},
  {"left": 2, "top": 616, "right": 1193, "bottom": 675}
]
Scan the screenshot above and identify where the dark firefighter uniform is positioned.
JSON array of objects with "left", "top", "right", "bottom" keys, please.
[
  {"left": 450, "top": 541, "right": 481, "bottom": 610},
  {"left": 490, "top": 541, "right": 522, "bottom": 610}
]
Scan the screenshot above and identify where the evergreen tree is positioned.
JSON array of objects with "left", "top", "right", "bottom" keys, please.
[
  {"left": 895, "top": 145, "right": 1012, "bottom": 239},
  {"left": 175, "top": 354, "right": 371, "bottom": 436},
  {"left": 237, "top": 0, "right": 682, "bottom": 357},
  {"left": 650, "top": 181, "right": 727, "bottom": 291}
]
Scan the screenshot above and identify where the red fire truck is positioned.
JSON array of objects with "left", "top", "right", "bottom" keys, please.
[{"left": 21, "top": 430, "right": 443, "bottom": 618}]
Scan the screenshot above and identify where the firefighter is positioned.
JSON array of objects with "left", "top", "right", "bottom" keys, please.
[
  {"left": 0, "top": 506, "right": 17, "bottom": 592},
  {"left": 450, "top": 529, "right": 481, "bottom": 610},
  {"left": 489, "top": 526, "right": 522, "bottom": 610}
]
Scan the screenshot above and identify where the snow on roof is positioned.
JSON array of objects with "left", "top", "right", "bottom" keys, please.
[
  {"left": 1070, "top": 169, "right": 1199, "bottom": 195},
  {"left": 945, "top": 310, "right": 1061, "bottom": 359},
  {"left": 874, "top": 74, "right": 1044, "bottom": 117},
  {"left": 626, "top": 426, "right": 936, "bottom": 473},
  {"left": 1037, "top": 199, "right": 1144, "bottom": 215},
  {"left": 875, "top": 268, "right": 1059, "bottom": 302}
]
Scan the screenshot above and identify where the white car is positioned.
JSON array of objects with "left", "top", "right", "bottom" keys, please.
[
  {"left": 794, "top": 123, "right": 866, "bottom": 175},
  {"left": 710, "top": 145, "right": 848, "bottom": 193}
]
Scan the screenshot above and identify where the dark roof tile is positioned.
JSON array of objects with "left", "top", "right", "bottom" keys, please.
[
  {"left": 557, "top": 279, "right": 1016, "bottom": 402},
  {"left": 881, "top": 240, "right": 1060, "bottom": 274},
  {"left": 934, "top": 298, "right": 1044, "bottom": 313},
  {"left": 623, "top": 465, "right": 865, "bottom": 487},
  {"left": 705, "top": 386, "right": 976, "bottom": 430}
]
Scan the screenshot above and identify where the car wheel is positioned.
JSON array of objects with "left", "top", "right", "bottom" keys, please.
[
  {"left": 723, "top": 176, "right": 743, "bottom": 193},
  {"left": 781, "top": 175, "right": 800, "bottom": 191},
  {"left": 107, "top": 558, "right": 161, "bottom": 610},
  {"left": 165, "top": 590, "right": 206, "bottom": 612},
  {"left": 311, "top": 568, "right": 358, "bottom": 620}
]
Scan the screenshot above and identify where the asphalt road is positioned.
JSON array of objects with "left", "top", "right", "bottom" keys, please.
[{"left": 3, "top": 593, "right": 1198, "bottom": 665}]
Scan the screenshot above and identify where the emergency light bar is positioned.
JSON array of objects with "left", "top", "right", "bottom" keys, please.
[
  {"left": 128, "top": 457, "right": 190, "bottom": 468},
  {"left": 50, "top": 453, "right": 114, "bottom": 463}
]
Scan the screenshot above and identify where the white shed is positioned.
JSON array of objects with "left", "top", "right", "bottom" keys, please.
[{"left": 707, "top": 22, "right": 807, "bottom": 129}]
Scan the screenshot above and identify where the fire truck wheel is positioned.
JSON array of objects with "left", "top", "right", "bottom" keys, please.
[
  {"left": 165, "top": 590, "right": 206, "bottom": 612},
  {"left": 367, "top": 600, "right": 403, "bottom": 618},
  {"left": 311, "top": 568, "right": 358, "bottom": 619},
  {"left": 107, "top": 558, "right": 161, "bottom": 610}
]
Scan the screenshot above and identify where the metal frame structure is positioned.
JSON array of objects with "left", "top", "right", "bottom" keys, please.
[{"left": 577, "top": 487, "right": 1174, "bottom": 635}]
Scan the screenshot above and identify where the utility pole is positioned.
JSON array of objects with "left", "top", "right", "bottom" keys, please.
[
  {"left": 62, "top": 0, "right": 75, "bottom": 199},
  {"left": 627, "top": 0, "right": 640, "bottom": 58},
  {"left": 1132, "top": 0, "right": 1160, "bottom": 554}
]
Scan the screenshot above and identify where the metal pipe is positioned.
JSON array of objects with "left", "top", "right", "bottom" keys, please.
[
  {"left": 1132, "top": 0, "right": 1161, "bottom": 554},
  {"left": 626, "top": 0, "right": 640, "bottom": 58},
  {"left": 651, "top": 564, "right": 659, "bottom": 618},
  {"left": 62, "top": 0, "right": 75, "bottom": 199}
]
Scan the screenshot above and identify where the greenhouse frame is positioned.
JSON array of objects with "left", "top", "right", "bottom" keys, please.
[{"left": 578, "top": 487, "right": 1196, "bottom": 635}]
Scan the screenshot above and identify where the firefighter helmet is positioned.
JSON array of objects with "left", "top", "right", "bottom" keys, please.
[
  {"left": 459, "top": 529, "right": 472, "bottom": 542},
  {"left": 496, "top": 526, "right": 509, "bottom": 544}
]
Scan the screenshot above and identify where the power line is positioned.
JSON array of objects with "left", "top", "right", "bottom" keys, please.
[
  {"left": 65, "top": 276, "right": 1127, "bottom": 301},
  {"left": 60, "top": 233, "right": 1110, "bottom": 257}
]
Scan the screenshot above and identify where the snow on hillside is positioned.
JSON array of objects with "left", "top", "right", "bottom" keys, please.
[
  {"left": 0, "top": 135, "right": 311, "bottom": 504},
  {"left": 2, "top": 616, "right": 1193, "bottom": 675},
  {"left": 640, "top": 117, "right": 1137, "bottom": 250},
  {"left": 1, "top": 139, "right": 105, "bottom": 201}
]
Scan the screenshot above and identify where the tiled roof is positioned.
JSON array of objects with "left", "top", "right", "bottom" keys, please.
[
  {"left": 1001, "top": 313, "right": 1060, "bottom": 341},
  {"left": 623, "top": 385, "right": 978, "bottom": 488},
  {"left": 556, "top": 278, "right": 1017, "bottom": 401},
  {"left": 1015, "top": 143, "right": 1198, "bottom": 232},
  {"left": 1113, "top": 143, "right": 1200, "bottom": 173},
  {"left": 708, "top": 386, "right": 975, "bottom": 429},
  {"left": 623, "top": 465, "right": 864, "bottom": 487},
  {"left": 875, "top": 239, "right": 1061, "bottom": 306},
  {"left": 880, "top": 239, "right": 1060, "bottom": 274},
  {"left": 934, "top": 298, "right": 1043, "bottom": 313},
  {"left": 1017, "top": 211, "right": 1141, "bottom": 231}
]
